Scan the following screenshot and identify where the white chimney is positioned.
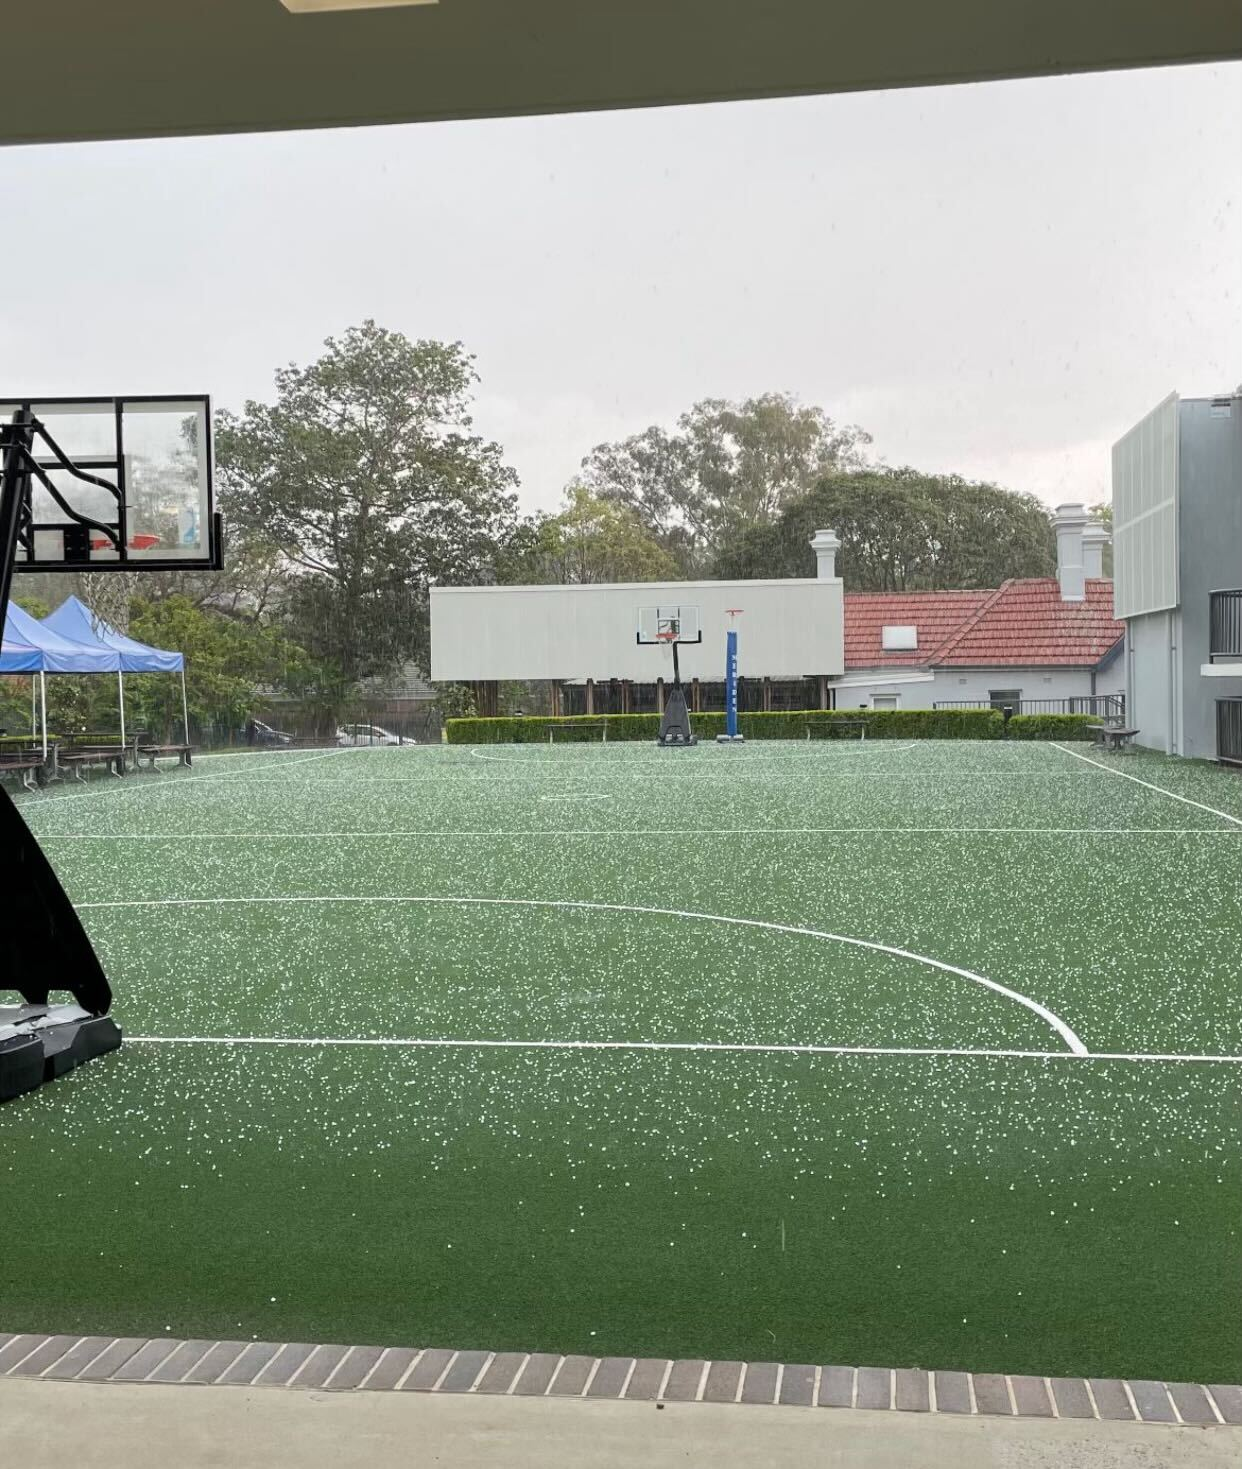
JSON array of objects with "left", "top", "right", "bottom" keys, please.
[
  {"left": 1081, "top": 522, "right": 1109, "bottom": 580},
  {"left": 809, "top": 528, "right": 841, "bottom": 581},
  {"left": 1053, "top": 502, "right": 1088, "bottom": 602}
]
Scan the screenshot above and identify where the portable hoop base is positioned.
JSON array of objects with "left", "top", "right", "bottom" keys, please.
[{"left": 657, "top": 686, "right": 697, "bottom": 747}]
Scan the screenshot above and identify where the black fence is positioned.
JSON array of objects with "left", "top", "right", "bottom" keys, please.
[
  {"left": 196, "top": 701, "right": 442, "bottom": 751},
  {"left": 1217, "top": 699, "right": 1242, "bottom": 767},
  {"left": 934, "top": 695, "right": 1126, "bottom": 720},
  {"left": 1210, "top": 590, "right": 1242, "bottom": 662}
]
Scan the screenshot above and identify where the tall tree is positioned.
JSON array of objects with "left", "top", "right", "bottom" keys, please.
[
  {"left": 216, "top": 321, "right": 518, "bottom": 684},
  {"left": 497, "top": 484, "right": 680, "bottom": 585},
  {"left": 714, "top": 467, "right": 1056, "bottom": 590},
  {"left": 580, "top": 393, "right": 870, "bottom": 575}
]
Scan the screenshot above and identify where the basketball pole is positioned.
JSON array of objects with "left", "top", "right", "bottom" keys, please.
[{"left": 717, "top": 608, "right": 744, "bottom": 744}]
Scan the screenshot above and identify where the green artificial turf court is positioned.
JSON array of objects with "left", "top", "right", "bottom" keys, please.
[{"left": 2, "top": 738, "right": 1240, "bottom": 1381}]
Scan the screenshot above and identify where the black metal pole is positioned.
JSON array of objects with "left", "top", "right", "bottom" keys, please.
[{"left": 0, "top": 406, "right": 35, "bottom": 616}]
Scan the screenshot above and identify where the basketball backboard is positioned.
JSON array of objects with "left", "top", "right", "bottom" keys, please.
[
  {"left": 636, "top": 604, "right": 702, "bottom": 645},
  {"left": 0, "top": 396, "right": 220, "bottom": 572}
]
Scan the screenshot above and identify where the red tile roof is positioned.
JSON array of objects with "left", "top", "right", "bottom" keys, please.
[
  {"left": 843, "top": 590, "right": 991, "bottom": 668},
  {"left": 844, "top": 580, "right": 1122, "bottom": 670}
]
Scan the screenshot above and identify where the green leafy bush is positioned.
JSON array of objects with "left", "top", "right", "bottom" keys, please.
[
  {"left": 445, "top": 708, "right": 1004, "bottom": 744},
  {"left": 1005, "top": 713, "right": 1099, "bottom": 741}
]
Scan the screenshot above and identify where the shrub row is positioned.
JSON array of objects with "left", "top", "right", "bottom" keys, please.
[
  {"left": 1004, "top": 713, "right": 1099, "bottom": 741},
  {"left": 445, "top": 708, "right": 1006, "bottom": 744}
]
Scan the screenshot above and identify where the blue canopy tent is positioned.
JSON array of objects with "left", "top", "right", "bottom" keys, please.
[
  {"left": 2, "top": 602, "right": 120, "bottom": 757},
  {"left": 40, "top": 596, "right": 188, "bottom": 751}
]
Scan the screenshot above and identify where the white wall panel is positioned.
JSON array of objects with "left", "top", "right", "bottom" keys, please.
[
  {"left": 431, "top": 579, "right": 843, "bottom": 681},
  {"left": 1112, "top": 393, "right": 1179, "bottom": 619}
]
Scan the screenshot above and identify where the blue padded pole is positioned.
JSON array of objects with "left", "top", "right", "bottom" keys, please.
[{"left": 725, "top": 628, "right": 738, "bottom": 739}]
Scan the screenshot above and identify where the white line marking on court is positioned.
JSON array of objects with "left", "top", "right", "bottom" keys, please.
[
  {"left": 537, "top": 794, "right": 615, "bottom": 803},
  {"left": 467, "top": 742, "right": 920, "bottom": 765},
  {"left": 76, "top": 893, "right": 1087, "bottom": 1055},
  {"left": 37, "top": 825, "right": 1242, "bottom": 841},
  {"left": 1052, "top": 743, "right": 1242, "bottom": 827},
  {"left": 118, "top": 1036, "right": 1242, "bottom": 1064},
  {"left": 20, "top": 746, "right": 366, "bottom": 807}
]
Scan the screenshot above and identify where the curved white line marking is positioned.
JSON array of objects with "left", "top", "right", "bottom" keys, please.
[{"left": 76, "top": 893, "right": 1087, "bottom": 1056}]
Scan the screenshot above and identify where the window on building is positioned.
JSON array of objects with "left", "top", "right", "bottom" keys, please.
[
  {"left": 881, "top": 625, "right": 918, "bottom": 651},
  {"left": 871, "top": 694, "right": 900, "bottom": 710}
]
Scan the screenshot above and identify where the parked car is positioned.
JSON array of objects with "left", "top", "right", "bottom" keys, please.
[
  {"left": 246, "top": 718, "right": 293, "bottom": 746},
  {"left": 336, "top": 723, "right": 406, "bottom": 747}
]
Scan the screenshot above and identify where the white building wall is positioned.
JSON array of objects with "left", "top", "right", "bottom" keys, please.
[
  {"left": 431, "top": 578, "right": 844, "bottom": 682},
  {"left": 837, "top": 666, "right": 1105, "bottom": 710}
]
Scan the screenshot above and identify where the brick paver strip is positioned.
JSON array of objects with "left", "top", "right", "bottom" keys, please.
[
  {"left": 703, "top": 1361, "right": 742, "bottom": 1403},
  {"left": 183, "top": 1342, "right": 248, "bottom": 1385},
  {"left": 895, "top": 1369, "right": 929, "bottom": 1411},
  {"left": 474, "top": 1352, "right": 525, "bottom": 1394},
  {"left": 292, "top": 1344, "right": 350, "bottom": 1389},
  {"left": 2, "top": 1322, "right": 1237, "bottom": 1429},
  {"left": 512, "top": 1353, "right": 560, "bottom": 1396},
  {"left": 1051, "top": 1378, "right": 1094, "bottom": 1418},
  {"left": 1169, "top": 1382, "right": 1220, "bottom": 1424},
  {"left": 587, "top": 1357, "right": 634, "bottom": 1399},
  {"left": 402, "top": 1347, "right": 455, "bottom": 1391},
  {"left": 41, "top": 1337, "right": 115, "bottom": 1381},
  {"left": 1089, "top": 1378, "right": 1134, "bottom": 1420},
  {"left": 624, "top": 1359, "right": 669, "bottom": 1400},
  {"left": 972, "top": 1374, "right": 1011, "bottom": 1415},
  {"left": 329, "top": 1346, "right": 387, "bottom": 1390},
  {"left": 253, "top": 1343, "right": 317, "bottom": 1387},
  {"left": 110, "top": 1339, "right": 180, "bottom": 1382},
  {"left": 1127, "top": 1380, "right": 1175, "bottom": 1422},
  {"left": 1009, "top": 1376, "right": 1052, "bottom": 1417},
  {"left": 856, "top": 1366, "right": 890, "bottom": 1410},
  {"left": 741, "top": 1362, "right": 779, "bottom": 1405},
  {"left": 0, "top": 1336, "right": 48, "bottom": 1373},
  {"left": 149, "top": 1341, "right": 216, "bottom": 1384},
  {"left": 7, "top": 1335, "right": 79, "bottom": 1377},
  {"left": 817, "top": 1365, "right": 854, "bottom": 1408},
  {"left": 779, "top": 1364, "right": 815, "bottom": 1407},
  {"left": 663, "top": 1359, "right": 706, "bottom": 1402},
  {"left": 219, "top": 1341, "right": 281, "bottom": 1386},
  {"left": 1208, "top": 1384, "right": 1242, "bottom": 1424},
  {"left": 549, "top": 1355, "right": 595, "bottom": 1396},
  {"left": 359, "top": 1347, "right": 419, "bottom": 1391},
  {"left": 437, "top": 1350, "right": 489, "bottom": 1394},
  {"left": 78, "top": 1338, "right": 147, "bottom": 1381},
  {"left": 933, "top": 1371, "right": 971, "bottom": 1414}
]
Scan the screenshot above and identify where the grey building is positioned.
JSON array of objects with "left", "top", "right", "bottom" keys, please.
[{"left": 1113, "top": 387, "right": 1242, "bottom": 761}]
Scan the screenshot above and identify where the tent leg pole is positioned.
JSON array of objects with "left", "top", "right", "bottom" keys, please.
[
  {"left": 118, "top": 672, "right": 126, "bottom": 749},
  {"left": 31, "top": 675, "right": 36, "bottom": 736},
  {"left": 181, "top": 669, "right": 190, "bottom": 747},
  {"left": 40, "top": 671, "right": 47, "bottom": 760}
]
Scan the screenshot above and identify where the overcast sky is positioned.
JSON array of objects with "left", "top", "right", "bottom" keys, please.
[{"left": 1, "top": 61, "right": 1238, "bottom": 517}]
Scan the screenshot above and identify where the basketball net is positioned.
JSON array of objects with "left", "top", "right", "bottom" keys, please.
[{"left": 81, "top": 571, "right": 141, "bottom": 635}]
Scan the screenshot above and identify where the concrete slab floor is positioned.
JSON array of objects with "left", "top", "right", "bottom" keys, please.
[{"left": 3, "top": 1378, "right": 1239, "bottom": 1468}]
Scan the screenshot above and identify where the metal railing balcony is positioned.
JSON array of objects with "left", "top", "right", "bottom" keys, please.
[{"left": 1209, "top": 589, "right": 1242, "bottom": 662}]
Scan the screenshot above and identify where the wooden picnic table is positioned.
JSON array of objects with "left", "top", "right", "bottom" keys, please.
[
  {"left": 806, "top": 717, "right": 870, "bottom": 741},
  {"left": 544, "top": 721, "right": 609, "bottom": 744},
  {"left": 137, "top": 743, "right": 195, "bottom": 770},
  {"left": 1087, "top": 724, "right": 1140, "bottom": 753},
  {"left": 60, "top": 744, "right": 128, "bottom": 779},
  {"left": 0, "top": 753, "right": 48, "bottom": 792}
]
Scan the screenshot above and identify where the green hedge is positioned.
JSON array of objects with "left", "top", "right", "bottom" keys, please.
[
  {"left": 1005, "top": 713, "right": 1099, "bottom": 741},
  {"left": 445, "top": 708, "right": 1004, "bottom": 744}
]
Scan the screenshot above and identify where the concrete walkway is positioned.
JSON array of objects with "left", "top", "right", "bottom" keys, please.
[{"left": 4, "top": 1377, "right": 1239, "bottom": 1467}]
